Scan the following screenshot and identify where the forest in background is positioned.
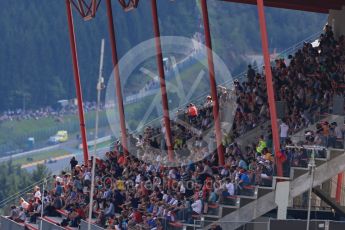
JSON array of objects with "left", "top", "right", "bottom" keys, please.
[{"left": 0, "top": 0, "right": 326, "bottom": 110}]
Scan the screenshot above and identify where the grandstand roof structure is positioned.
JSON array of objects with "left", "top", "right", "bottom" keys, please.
[{"left": 222, "top": 0, "right": 344, "bottom": 13}]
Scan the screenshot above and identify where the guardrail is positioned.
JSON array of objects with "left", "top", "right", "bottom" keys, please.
[
  {"left": 0, "top": 216, "right": 25, "bottom": 230},
  {"left": 79, "top": 220, "right": 104, "bottom": 230}
]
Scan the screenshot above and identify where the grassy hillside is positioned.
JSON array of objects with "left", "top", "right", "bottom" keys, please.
[{"left": 0, "top": 0, "right": 326, "bottom": 110}]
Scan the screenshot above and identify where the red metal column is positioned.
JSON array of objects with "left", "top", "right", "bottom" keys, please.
[
  {"left": 105, "top": 0, "right": 128, "bottom": 155},
  {"left": 66, "top": 0, "right": 89, "bottom": 165},
  {"left": 200, "top": 0, "right": 225, "bottom": 165},
  {"left": 256, "top": 0, "right": 282, "bottom": 176},
  {"left": 92, "top": 0, "right": 97, "bottom": 17},
  {"left": 150, "top": 0, "right": 174, "bottom": 162},
  {"left": 336, "top": 172, "right": 343, "bottom": 203}
]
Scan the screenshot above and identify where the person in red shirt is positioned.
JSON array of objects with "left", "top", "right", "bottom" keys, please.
[
  {"left": 188, "top": 103, "right": 198, "bottom": 123},
  {"left": 117, "top": 154, "right": 127, "bottom": 166},
  {"left": 132, "top": 209, "right": 143, "bottom": 223}
]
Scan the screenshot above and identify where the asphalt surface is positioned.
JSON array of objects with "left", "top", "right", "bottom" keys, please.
[{"left": 23, "top": 146, "right": 109, "bottom": 174}]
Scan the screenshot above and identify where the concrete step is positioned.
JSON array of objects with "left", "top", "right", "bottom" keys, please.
[
  {"left": 207, "top": 149, "right": 345, "bottom": 230},
  {"left": 25, "top": 222, "right": 39, "bottom": 230},
  {"left": 312, "top": 186, "right": 345, "bottom": 217}
]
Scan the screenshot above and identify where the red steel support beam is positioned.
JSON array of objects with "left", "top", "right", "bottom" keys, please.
[
  {"left": 336, "top": 172, "right": 343, "bottom": 203},
  {"left": 150, "top": 0, "right": 174, "bottom": 162},
  {"left": 92, "top": 0, "right": 97, "bottom": 17},
  {"left": 200, "top": 0, "right": 225, "bottom": 166},
  {"left": 257, "top": 0, "right": 282, "bottom": 176},
  {"left": 76, "top": 0, "right": 86, "bottom": 17},
  {"left": 105, "top": 0, "right": 129, "bottom": 155},
  {"left": 65, "top": 0, "right": 89, "bottom": 165}
]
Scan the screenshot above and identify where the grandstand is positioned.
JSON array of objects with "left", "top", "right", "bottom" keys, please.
[{"left": 1, "top": 0, "right": 345, "bottom": 230}]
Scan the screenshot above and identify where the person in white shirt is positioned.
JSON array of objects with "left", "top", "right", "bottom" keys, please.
[
  {"left": 280, "top": 119, "right": 289, "bottom": 144},
  {"left": 222, "top": 179, "right": 235, "bottom": 198},
  {"left": 332, "top": 122, "right": 343, "bottom": 148},
  {"left": 53, "top": 175, "right": 63, "bottom": 184},
  {"left": 19, "top": 197, "right": 29, "bottom": 210},
  {"left": 34, "top": 186, "right": 41, "bottom": 200},
  {"left": 168, "top": 168, "right": 177, "bottom": 180},
  {"left": 83, "top": 171, "right": 91, "bottom": 188},
  {"left": 191, "top": 198, "right": 203, "bottom": 215},
  {"left": 226, "top": 180, "right": 235, "bottom": 196},
  {"left": 179, "top": 182, "right": 186, "bottom": 194}
]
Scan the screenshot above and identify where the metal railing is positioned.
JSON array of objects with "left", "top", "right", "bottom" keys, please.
[
  {"left": 275, "top": 30, "right": 323, "bottom": 60},
  {"left": 0, "top": 176, "right": 52, "bottom": 214}
]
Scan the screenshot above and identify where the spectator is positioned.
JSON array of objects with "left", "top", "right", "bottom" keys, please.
[
  {"left": 16, "top": 207, "right": 26, "bottom": 223},
  {"left": 8, "top": 205, "right": 19, "bottom": 221},
  {"left": 29, "top": 200, "right": 42, "bottom": 223},
  {"left": 237, "top": 169, "right": 251, "bottom": 194},
  {"left": 247, "top": 65, "right": 256, "bottom": 82},
  {"left": 280, "top": 118, "right": 289, "bottom": 145},
  {"left": 332, "top": 122, "right": 343, "bottom": 148},
  {"left": 70, "top": 157, "right": 78, "bottom": 171},
  {"left": 188, "top": 103, "right": 198, "bottom": 123},
  {"left": 19, "top": 197, "right": 29, "bottom": 211},
  {"left": 11, "top": 29, "right": 345, "bottom": 229},
  {"left": 222, "top": 178, "right": 235, "bottom": 198},
  {"left": 191, "top": 197, "right": 202, "bottom": 215},
  {"left": 33, "top": 186, "right": 41, "bottom": 201}
]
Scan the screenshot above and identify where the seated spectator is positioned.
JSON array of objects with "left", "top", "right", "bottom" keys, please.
[
  {"left": 44, "top": 194, "right": 63, "bottom": 217},
  {"left": 104, "top": 200, "right": 115, "bottom": 218},
  {"left": 8, "top": 205, "right": 19, "bottom": 221},
  {"left": 19, "top": 197, "right": 29, "bottom": 211},
  {"left": 191, "top": 196, "right": 203, "bottom": 216},
  {"left": 237, "top": 169, "right": 251, "bottom": 195},
  {"left": 29, "top": 200, "right": 42, "bottom": 223},
  {"left": 222, "top": 178, "right": 235, "bottom": 198},
  {"left": 16, "top": 207, "right": 26, "bottom": 223}
]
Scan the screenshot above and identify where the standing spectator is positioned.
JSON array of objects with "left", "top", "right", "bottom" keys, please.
[
  {"left": 247, "top": 65, "right": 256, "bottom": 83},
  {"left": 280, "top": 119, "right": 289, "bottom": 145},
  {"left": 256, "top": 135, "right": 267, "bottom": 155},
  {"left": 33, "top": 186, "right": 41, "bottom": 201},
  {"left": 332, "top": 122, "right": 343, "bottom": 148},
  {"left": 70, "top": 156, "right": 78, "bottom": 170},
  {"left": 188, "top": 103, "right": 198, "bottom": 123}
]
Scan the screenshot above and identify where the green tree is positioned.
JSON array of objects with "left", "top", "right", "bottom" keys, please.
[{"left": 0, "top": 162, "right": 50, "bottom": 214}]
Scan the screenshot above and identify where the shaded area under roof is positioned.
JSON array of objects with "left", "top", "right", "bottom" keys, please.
[{"left": 221, "top": 0, "right": 344, "bottom": 13}]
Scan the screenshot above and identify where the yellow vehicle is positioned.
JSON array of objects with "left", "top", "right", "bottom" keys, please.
[{"left": 49, "top": 130, "right": 68, "bottom": 144}]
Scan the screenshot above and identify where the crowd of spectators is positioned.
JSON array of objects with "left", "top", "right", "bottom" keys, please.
[
  {"left": 0, "top": 101, "right": 101, "bottom": 123},
  {"left": 8, "top": 27, "right": 345, "bottom": 229},
  {"left": 233, "top": 27, "right": 344, "bottom": 140}
]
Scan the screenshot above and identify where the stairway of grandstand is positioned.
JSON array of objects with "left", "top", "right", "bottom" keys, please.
[{"left": 1, "top": 29, "right": 344, "bottom": 230}]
